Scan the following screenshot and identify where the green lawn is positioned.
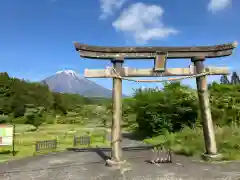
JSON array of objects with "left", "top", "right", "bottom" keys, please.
[{"left": 0, "top": 124, "right": 110, "bottom": 162}]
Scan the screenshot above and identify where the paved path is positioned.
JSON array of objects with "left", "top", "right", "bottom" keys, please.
[
  {"left": 1, "top": 151, "right": 240, "bottom": 180},
  {"left": 0, "top": 135, "right": 240, "bottom": 180}
]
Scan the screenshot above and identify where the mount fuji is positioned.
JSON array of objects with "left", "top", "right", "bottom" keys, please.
[{"left": 42, "top": 70, "right": 114, "bottom": 98}]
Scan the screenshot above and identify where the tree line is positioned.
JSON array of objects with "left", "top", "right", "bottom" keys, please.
[
  {"left": 220, "top": 71, "right": 240, "bottom": 85},
  {"left": 1, "top": 71, "right": 240, "bottom": 133},
  {"left": 0, "top": 72, "right": 94, "bottom": 127}
]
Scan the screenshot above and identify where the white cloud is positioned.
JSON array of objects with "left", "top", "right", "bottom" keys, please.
[
  {"left": 208, "top": 0, "right": 231, "bottom": 12},
  {"left": 112, "top": 2, "right": 178, "bottom": 44},
  {"left": 99, "top": 0, "right": 127, "bottom": 19}
]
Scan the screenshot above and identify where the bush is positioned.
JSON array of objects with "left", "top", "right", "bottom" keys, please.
[
  {"left": 45, "top": 116, "right": 56, "bottom": 124},
  {"left": 133, "top": 82, "right": 198, "bottom": 136},
  {"left": 24, "top": 107, "right": 46, "bottom": 129},
  {"left": 209, "top": 83, "right": 240, "bottom": 127},
  {"left": 0, "top": 115, "right": 10, "bottom": 123},
  {"left": 11, "top": 116, "right": 26, "bottom": 124},
  {"left": 144, "top": 126, "right": 240, "bottom": 160}
]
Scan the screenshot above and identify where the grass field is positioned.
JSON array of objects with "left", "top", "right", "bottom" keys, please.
[
  {"left": 144, "top": 126, "right": 240, "bottom": 160},
  {"left": 1, "top": 124, "right": 240, "bottom": 162},
  {"left": 0, "top": 124, "right": 110, "bottom": 162}
]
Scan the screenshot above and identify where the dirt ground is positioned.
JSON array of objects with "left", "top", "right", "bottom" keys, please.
[{"left": 0, "top": 149, "right": 240, "bottom": 180}]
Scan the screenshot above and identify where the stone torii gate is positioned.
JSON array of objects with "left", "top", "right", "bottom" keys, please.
[{"left": 74, "top": 42, "right": 237, "bottom": 164}]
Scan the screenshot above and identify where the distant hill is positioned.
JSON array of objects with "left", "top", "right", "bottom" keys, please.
[{"left": 42, "top": 70, "right": 127, "bottom": 98}]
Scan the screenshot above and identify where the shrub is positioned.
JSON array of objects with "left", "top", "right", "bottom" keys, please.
[
  {"left": 209, "top": 83, "right": 240, "bottom": 127},
  {"left": 24, "top": 107, "right": 46, "bottom": 129},
  {"left": 133, "top": 82, "right": 198, "bottom": 136},
  {"left": 0, "top": 115, "right": 10, "bottom": 123}
]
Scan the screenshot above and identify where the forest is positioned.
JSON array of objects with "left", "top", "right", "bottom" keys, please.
[
  {"left": 0, "top": 71, "right": 240, "bottom": 160},
  {"left": 0, "top": 72, "right": 111, "bottom": 126}
]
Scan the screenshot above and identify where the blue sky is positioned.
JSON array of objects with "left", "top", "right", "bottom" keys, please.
[{"left": 0, "top": 0, "right": 239, "bottom": 96}]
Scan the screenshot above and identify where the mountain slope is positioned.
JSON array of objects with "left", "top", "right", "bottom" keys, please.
[{"left": 42, "top": 70, "right": 113, "bottom": 98}]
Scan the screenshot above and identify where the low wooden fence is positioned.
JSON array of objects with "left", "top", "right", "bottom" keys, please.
[
  {"left": 73, "top": 135, "right": 91, "bottom": 147},
  {"left": 34, "top": 139, "right": 57, "bottom": 154},
  {"left": 33, "top": 131, "right": 111, "bottom": 154},
  {"left": 73, "top": 131, "right": 111, "bottom": 147}
]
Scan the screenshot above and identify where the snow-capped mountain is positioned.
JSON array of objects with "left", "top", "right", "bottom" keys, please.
[
  {"left": 55, "top": 70, "right": 78, "bottom": 76},
  {"left": 42, "top": 70, "right": 113, "bottom": 97}
]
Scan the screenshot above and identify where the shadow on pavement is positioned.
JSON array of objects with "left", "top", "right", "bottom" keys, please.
[{"left": 66, "top": 145, "right": 155, "bottom": 162}]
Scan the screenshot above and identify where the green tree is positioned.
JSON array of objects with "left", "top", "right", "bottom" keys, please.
[
  {"left": 0, "top": 71, "right": 97, "bottom": 124},
  {"left": 231, "top": 72, "right": 240, "bottom": 84},
  {"left": 220, "top": 75, "right": 230, "bottom": 84},
  {"left": 25, "top": 107, "right": 46, "bottom": 129},
  {"left": 133, "top": 82, "right": 198, "bottom": 135},
  {"left": 0, "top": 72, "right": 13, "bottom": 114},
  {"left": 209, "top": 82, "right": 240, "bottom": 127},
  {"left": 52, "top": 92, "right": 68, "bottom": 114}
]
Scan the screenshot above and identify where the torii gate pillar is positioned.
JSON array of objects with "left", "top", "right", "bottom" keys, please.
[
  {"left": 110, "top": 58, "right": 124, "bottom": 162},
  {"left": 192, "top": 57, "right": 222, "bottom": 160}
]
